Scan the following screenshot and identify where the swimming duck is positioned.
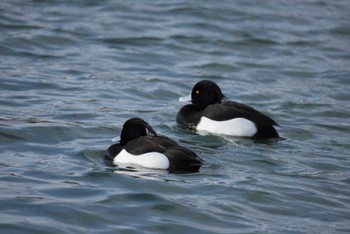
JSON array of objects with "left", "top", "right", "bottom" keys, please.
[
  {"left": 105, "top": 118, "right": 204, "bottom": 173},
  {"left": 176, "top": 80, "right": 280, "bottom": 139}
]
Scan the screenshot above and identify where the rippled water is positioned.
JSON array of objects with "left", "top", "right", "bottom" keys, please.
[{"left": 1, "top": 0, "right": 350, "bottom": 233}]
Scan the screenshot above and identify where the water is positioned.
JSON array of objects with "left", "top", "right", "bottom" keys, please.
[{"left": 1, "top": 0, "right": 350, "bottom": 233}]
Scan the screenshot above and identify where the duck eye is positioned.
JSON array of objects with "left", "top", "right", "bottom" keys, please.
[{"left": 196, "top": 90, "right": 200, "bottom": 94}]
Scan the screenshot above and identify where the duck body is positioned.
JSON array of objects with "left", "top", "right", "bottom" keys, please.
[
  {"left": 176, "top": 80, "right": 280, "bottom": 139},
  {"left": 105, "top": 118, "right": 203, "bottom": 173}
]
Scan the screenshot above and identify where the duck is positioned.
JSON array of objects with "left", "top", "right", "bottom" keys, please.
[
  {"left": 105, "top": 117, "right": 204, "bottom": 173},
  {"left": 176, "top": 80, "right": 280, "bottom": 139}
]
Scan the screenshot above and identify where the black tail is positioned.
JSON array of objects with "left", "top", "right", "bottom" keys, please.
[{"left": 253, "top": 125, "right": 280, "bottom": 139}]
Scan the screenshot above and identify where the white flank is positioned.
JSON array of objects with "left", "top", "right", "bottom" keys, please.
[
  {"left": 196, "top": 116, "right": 257, "bottom": 137},
  {"left": 114, "top": 149, "right": 170, "bottom": 169}
]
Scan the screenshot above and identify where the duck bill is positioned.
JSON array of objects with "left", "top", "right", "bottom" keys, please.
[
  {"left": 178, "top": 95, "right": 191, "bottom": 102},
  {"left": 137, "top": 118, "right": 158, "bottom": 136},
  {"left": 144, "top": 124, "right": 157, "bottom": 136},
  {"left": 111, "top": 136, "right": 119, "bottom": 142}
]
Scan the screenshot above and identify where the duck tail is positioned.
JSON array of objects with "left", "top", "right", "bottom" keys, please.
[{"left": 254, "top": 126, "right": 280, "bottom": 139}]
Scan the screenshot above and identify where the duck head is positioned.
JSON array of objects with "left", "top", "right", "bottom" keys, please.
[
  {"left": 191, "top": 80, "right": 225, "bottom": 110},
  {"left": 120, "top": 118, "right": 157, "bottom": 145}
]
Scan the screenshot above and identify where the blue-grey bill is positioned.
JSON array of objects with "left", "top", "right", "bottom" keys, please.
[
  {"left": 111, "top": 137, "right": 119, "bottom": 142},
  {"left": 178, "top": 95, "right": 191, "bottom": 102}
]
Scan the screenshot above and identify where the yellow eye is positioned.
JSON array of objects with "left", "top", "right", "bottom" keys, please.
[{"left": 196, "top": 90, "right": 200, "bottom": 94}]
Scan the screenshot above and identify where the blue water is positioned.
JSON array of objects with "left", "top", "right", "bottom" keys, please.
[{"left": 1, "top": 0, "right": 350, "bottom": 233}]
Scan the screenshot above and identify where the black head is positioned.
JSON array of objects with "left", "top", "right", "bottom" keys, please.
[
  {"left": 120, "top": 118, "right": 157, "bottom": 145},
  {"left": 191, "top": 80, "right": 225, "bottom": 110}
]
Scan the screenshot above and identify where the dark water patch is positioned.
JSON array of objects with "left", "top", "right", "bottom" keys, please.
[{"left": 98, "top": 36, "right": 164, "bottom": 47}]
